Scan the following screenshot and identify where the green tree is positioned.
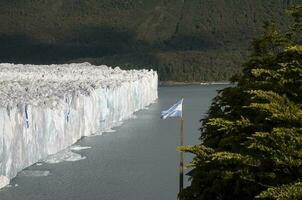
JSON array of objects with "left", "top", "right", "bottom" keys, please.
[{"left": 180, "top": 5, "right": 302, "bottom": 200}]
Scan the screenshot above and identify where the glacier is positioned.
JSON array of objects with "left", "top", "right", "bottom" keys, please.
[{"left": 0, "top": 62, "right": 158, "bottom": 188}]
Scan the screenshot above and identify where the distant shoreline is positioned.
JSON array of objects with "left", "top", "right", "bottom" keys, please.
[{"left": 159, "top": 81, "right": 232, "bottom": 86}]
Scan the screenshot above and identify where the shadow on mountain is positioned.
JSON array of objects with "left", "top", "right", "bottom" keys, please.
[
  {"left": 0, "top": 26, "right": 148, "bottom": 64},
  {"left": 0, "top": 25, "right": 218, "bottom": 64},
  {"left": 160, "top": 34, "right": 215, "bottom": 51}
]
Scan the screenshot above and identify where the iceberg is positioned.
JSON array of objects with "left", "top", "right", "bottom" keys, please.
[{"left": 0, "top": 62, "right": 158, "bottom": 188}]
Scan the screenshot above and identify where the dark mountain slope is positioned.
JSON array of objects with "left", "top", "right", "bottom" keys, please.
[{"left": 0, "top": 0, "right": 301, "bottom": 81}]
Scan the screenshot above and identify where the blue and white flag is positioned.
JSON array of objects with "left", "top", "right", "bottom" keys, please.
[{"left": 161, "top": 99, "right": 183, "bottom": 119}]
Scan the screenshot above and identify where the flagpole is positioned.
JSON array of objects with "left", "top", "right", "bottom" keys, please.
[
  {"left": 179, "top": 116, "right": 184, "bottom": 196},
  {"left": 160, "top": 98, "right": 184, "bottom": 198}
]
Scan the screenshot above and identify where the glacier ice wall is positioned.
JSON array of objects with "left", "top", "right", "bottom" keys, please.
[{"left": 0, "top": 63, "right": 158, "bottom": 188}]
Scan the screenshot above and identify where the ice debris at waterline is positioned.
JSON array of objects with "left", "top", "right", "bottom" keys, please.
[
  {"left": 0, "top": 62, "right": 158, "bottom": 189},
  {"left": 44, "top": 145, "right": 91, "bottom": 164},
  {"left": 44, "top": 149, "right": 86, "bottom": 164}
]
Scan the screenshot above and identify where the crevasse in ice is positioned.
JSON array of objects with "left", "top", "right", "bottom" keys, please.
[{"left": 0, "top": 62, "right": 158, "bottom": 188}]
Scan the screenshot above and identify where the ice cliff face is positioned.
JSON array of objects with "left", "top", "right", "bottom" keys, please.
[{"left": 0, "top": 63, "right": 158, "bottom": 188}]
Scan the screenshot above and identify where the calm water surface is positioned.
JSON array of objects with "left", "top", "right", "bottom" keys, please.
[{"left": 0, "top": 85, "right": 229, "bottom": 200}]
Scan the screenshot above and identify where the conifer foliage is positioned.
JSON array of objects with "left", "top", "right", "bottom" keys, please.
[{"left": 180, "top": 5, "right": 302, "bottom": 200}]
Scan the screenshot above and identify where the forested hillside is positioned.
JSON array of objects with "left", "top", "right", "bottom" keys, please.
[{"left": 0, "top": 0, "right": 301, "bottom": 81}]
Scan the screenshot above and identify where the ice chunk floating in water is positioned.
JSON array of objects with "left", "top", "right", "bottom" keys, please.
[
  {"left": 19, "top": 170, "right": 50, "bottom": 177},
  {"left": 44, "top": 145, "right": 91, "bottom": 164},
  {"left": 0, "top": 62, "right": 158, "bottom": 188},
  {"left": 44, "top": 149, "right": 86, "bottom": 164},
  {"left": 69, "top": 145, "right": 91, "bottom": 151}
]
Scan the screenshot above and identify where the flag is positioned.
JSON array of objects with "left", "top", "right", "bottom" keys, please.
[{"left": 161, "top": 99, "right": 183, "bottom": 119}]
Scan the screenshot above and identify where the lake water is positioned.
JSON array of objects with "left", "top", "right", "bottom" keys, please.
[{"left": 0, "top": 84, "right": 229, "bottom": 200}]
